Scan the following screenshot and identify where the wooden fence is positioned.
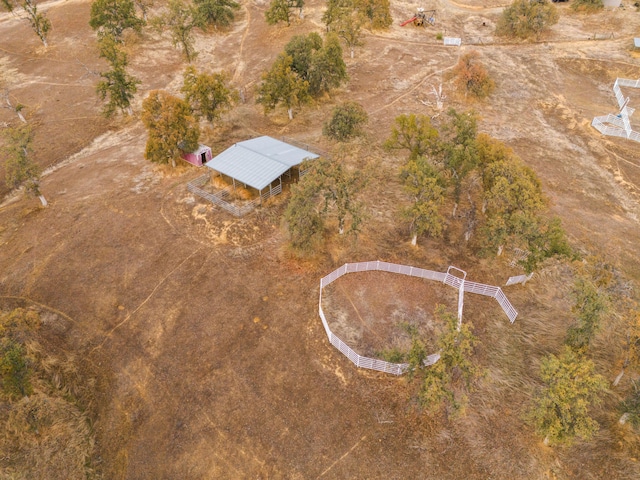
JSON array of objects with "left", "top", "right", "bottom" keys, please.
[{"left": 318, "top": 261, "right": 518, "bottom": 375}]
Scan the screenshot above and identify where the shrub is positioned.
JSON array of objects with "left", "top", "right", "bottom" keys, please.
[
  {"left": 571, "top": 0, "right": 603, "bottom": 11},
  {"left": 323, "top": 101, "right": 368, "bottom": 141},
  {"left": 495, "top": 0, "right": 559, "bottom": 39},
  {"left": 449, "top": 51, "right": 495, "bottom": 99},
  {"left": 527, "top": 346, "right": 607, "bottom": 445}
]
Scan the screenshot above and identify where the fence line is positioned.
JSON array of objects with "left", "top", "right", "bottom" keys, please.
[
  {"left": 319, "top": 262, "right": 518, "bottom": 375},
  {"left": 187, "top": 174, "right": 282, "bottom": 217}
]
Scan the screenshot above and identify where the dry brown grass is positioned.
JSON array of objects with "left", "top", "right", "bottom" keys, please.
[
  {"left": 0, "top": 307, "right": 101, "bottom": 479},
  {"left": 1, "top": 393, "right": 96, "bottom": 480}
]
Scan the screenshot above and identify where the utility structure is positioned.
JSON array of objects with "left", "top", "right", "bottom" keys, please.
[{"left": 400, "top": 8, "right": 436, "bottom": 28}]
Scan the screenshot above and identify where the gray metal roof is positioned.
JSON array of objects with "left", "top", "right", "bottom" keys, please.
[{"left": 204, "top": 136, "right": 320, "bottom": 191}]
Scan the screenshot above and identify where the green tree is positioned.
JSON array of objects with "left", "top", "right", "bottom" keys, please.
[
  {"left": 566, "top": 278, "right": 608, "bottom": 352},
  {"left": 357, "top": 0, "right": 391, "bottom": 29},
  {"left": 141, "top": 90, "right": 200, "bottom": 167},
  {"left": 527, "top": 346, "right": 607, "bottom": 445},
  {"left": 181, "top": 66, "right": 236, "bottom": 123},
  {"left": 256, "top": 53, "right": 309, "bottom": 120},
  {"left": 3, "top": 0, "right": 52, "bottom": 46},
  {"left": 307, "top": 33, "right": 347, "bottom": 97},
  {"left": 384, "top": 113, "right": 439, "bottom": 160},
  {"left": 96, "top": 36, "right": 140, "bottom": 116},
  {"left": 322, "top": 0, "right": 352, "bottom": 31},
  {"left": 265, "top": 0, "right": 303, "bottom": 26},
  {"left": 496, "top": 0, "right": 559, "bottom": 40},
  {"left": 476, "top": 132, "right": 515, "bottom": 170},
  {"left": 312, "top": 155, "right": 369, "bottom": 235},
  {"left": 3, "top": 125, "right": 47, "bottom": 206},
  {"left": 89, "top": 0, "right": 144, "bottom": 41},
  {"left": 193, "top": 0, "right": 240, "bottom": 29},
  {"left": 400, "top": 156, "right": 446, "bottom": 246},
  {"left": 284, "top": 32, "right": 323, "bottom": 83},
  {"left": 449, "top": 51, "right": 495, "bottom": 99},
  {"left": 0, "top": 340, "right": 32, "bottom": 399},
  {"left": 156, "top": 0, "right": 200, "bottom": 62},
  {"left": 410, "top": 306, "right": 481, "bottom": 417},
  {"left": 334, "top": 8, "right": 364, "bottom": 58},
  {"left": 323, "top": 101, "right": 368, "bottom": 141},
  {"left": 438, "top": 109, "right": 479, "bottom": 204},
  {"left": 284, "top": 155, "right": 369, "bottom": 249},
  {"left": 284, "top": 33, "right": 347, "bottom": 97},
  {"left": 480, "top": 157, "right": 546, "bottom": 255},
  {"left": 96, "top": 64, "right": 140, "bottom": 117},
  {"left": 519, "top": 215, "right": 572, "bottom": 273},
  {"left": 284, "top": 174, "right": 325, "bottom": 250}
]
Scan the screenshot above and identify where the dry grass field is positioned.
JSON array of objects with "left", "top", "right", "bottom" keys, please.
[{"left": 2, "top": 0, "right": 640, "bottom": 478}]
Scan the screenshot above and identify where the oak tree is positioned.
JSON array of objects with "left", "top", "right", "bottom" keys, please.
[
  {"left": 156, "top": 0, "right": 200, "bottom": 62},
  {"left": 284, "top": 174, "right": 325, "bottom": 250},
  {"left": 566, "top": 277, "right": 608, "bottom": 352},
  {"left": 312, "top": 155, "right": 369, "bottom": 235},
  {"left": 3, "top": 0, "right": 51, "bottom": 46},
  {"left": 334, "top": 8, "right": 364, "bottom": 58},
  {"left": 384, "top": 113, "right": 439, "bottom": 160},
  {"left": 3, "top": 125, "right": 47, "bottom": 206},
  {"left": 307, "top": 33, "right": 347, "bottom": 97},
  {"left": 357, "top": 0, "right": 391, "bottom": 29},
  {"left": 256, "top": 53, "right": 309, "bottom": 120},
  {"left": 89, "top": 0, "right": 144, "bottom": 41},
  {"left": 480, "top": 157, "right": 546, "bottom": 255},
  {"left": 284, "top": 32, "right": 347, "bottom": 97},
  {"left": 496, "top": 0, "right": 559, "bottom": 40},
  {"left": 181, "top": 66, "right": 237, "bottom": 124},
  {"left": 323, "top": 101, "right": 368, "bottom": 141},
  {"left": 527, "top": 346, "right": 607, "bottom": 445},
  {"left": 265, "top": 0, "right": 303, "bottom": 26},
  {"left": 96, "top": 36, "right": 140, "bottom": 116},
  {"left": 141, "top": 90, "right": 200, "bottom": 167},
  {"left": 400, "top": 157, "right": 446, "bottom": 246},
  {"left": 284, "top": 155, "right": 369, "bottom": 249},
  {"left": 193, "top": 0, "right": 240, "bottom": 29},
  {"left": 409, "top": 306, "right": 482, "bottom": 417}
]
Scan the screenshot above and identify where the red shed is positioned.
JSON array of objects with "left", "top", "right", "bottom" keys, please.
[{"left": 181, "top": 144, "right": 212, "bottom": 167}]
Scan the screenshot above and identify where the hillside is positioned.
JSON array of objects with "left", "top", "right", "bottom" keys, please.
[{"left": 2, "top": 0, "right": 640, "bottom": 478}]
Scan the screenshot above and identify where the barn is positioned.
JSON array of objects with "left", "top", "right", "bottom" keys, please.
[
  {"left": 187, "top": 136, "right": 321, "bottom": 216},
  {"left": 181, "top": 144, "right": 213, "bottom": 167}
]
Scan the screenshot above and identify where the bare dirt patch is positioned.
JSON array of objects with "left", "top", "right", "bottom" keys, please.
[{"left": 323, "top": 271, "right": 457, "bottom": 357}]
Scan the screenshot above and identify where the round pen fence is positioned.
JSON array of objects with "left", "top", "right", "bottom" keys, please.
[{"left": 318, "top": 261, "right": 518, "bottom": 376}]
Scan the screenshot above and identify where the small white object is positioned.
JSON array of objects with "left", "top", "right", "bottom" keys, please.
[{"left": 443, "top": 37, "right": 461, "bottom": 46}]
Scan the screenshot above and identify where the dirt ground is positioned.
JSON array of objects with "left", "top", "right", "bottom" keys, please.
[
  {"left": 323, "top": 270, "right": 460, "bottom": 357},
  {"left": 2, "top": 0, "right": 640, "bottom": 478}
]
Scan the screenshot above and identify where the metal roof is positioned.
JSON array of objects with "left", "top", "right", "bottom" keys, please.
[{"left": 204, "top": 136, "right": 320, "bottom": 191}]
